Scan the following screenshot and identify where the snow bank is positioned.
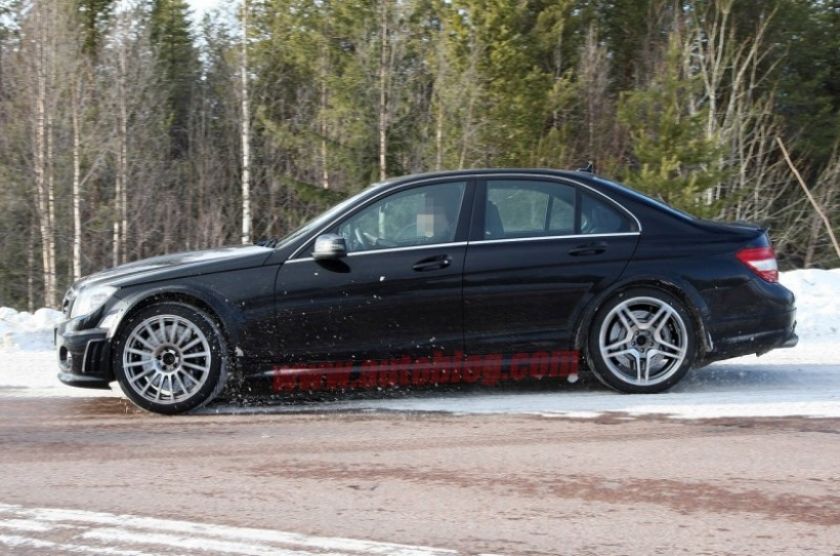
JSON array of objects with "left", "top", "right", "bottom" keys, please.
[
  {"left": 779, "top": 268, "right": 840, "bottom": 341},
  {"left": 0, "top": 307, "right": 63, "bottom": 352}
]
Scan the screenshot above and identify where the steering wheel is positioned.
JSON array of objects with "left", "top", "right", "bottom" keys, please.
[
  {"left": 352, "top": 227, "right": 380, "bottom": 250},
  {"left": 353, "top": 228, "right": 369, "bottom": 250}
]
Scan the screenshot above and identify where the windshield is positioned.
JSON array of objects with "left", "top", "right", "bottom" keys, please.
[{"left": 273, "top": 181, "right": 389, "bottom": 248}]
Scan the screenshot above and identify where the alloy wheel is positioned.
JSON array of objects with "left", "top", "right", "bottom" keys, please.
[
  {"left": 597, "top": 296, "right": 689, "bottom": 387},
  {"left": 122, "top": 314, "right": 212, "bottom": 404}
]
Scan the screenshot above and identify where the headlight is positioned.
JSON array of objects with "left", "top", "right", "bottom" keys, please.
[{"left": 70, "top": 285, "right": 118, "bottom": 318}]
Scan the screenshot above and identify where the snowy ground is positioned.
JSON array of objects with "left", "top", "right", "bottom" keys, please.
[{"left": 1, "top": 269, "right": 838, "bottom": 419}]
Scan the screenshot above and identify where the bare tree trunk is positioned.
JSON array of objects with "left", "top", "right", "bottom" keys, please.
[
  {"left": 435, "top": 101, "right": 443, "bottom": 170},
  {"left": 804, "top": 212, "right": 822, "bottom": 268},
  {"left": 240, "top": 0, "right": 252, "bottom": 244},
  {"left": 46, "top": 97, "right": 56, "bottom": 303},
  {"left": 378, "top": 0, "right": 389, "bottom": 181},
  {"left": 31, "top": 1, "right": 57, "bottom": 307},
  {"left": 111, "top": 36, "right": 129, "bottom": 266},
  {"left": 777, "top": 137, "right": 840, "bottom": 261},
  {"left": 119, "top": 69, "right": 128, "bottom": 264},
  {"left": 27, "top": 227, "right": 36, "bottom": 313},
  {"left": 320, "top": 79, "right": 329, "bottom": 189},
  {"left": 71, "top": 91, "right": 82, "bottom": 280}
]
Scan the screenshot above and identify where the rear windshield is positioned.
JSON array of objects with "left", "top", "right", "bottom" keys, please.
[{"left": 593, "top": 177, "right": 697, "bottom": 221}]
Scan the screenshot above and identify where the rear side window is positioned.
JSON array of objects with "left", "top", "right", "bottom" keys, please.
[
  {"left": 485, "top": 180, "right": 575, "bottom": 239},
  {"left": 484, "top": 179, "right": 636, "bottom": 239},
  {"left": 580, "top": 192, "right": 636, "bottom": 234}
]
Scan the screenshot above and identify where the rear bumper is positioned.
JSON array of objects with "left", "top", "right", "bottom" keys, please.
[
  {"left": 55, "top": 320, "right": 114, "bottom": 389},
  {"left": 704, "top": 309, "right": 798, "bottom": 363}
]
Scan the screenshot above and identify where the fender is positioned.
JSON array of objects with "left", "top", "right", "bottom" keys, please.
[
  {"left": 571, "top": 272, "right": 714, "bottom": 355},
  {"left": 103, "top": 282, "right": 245, "bottom": 347}
]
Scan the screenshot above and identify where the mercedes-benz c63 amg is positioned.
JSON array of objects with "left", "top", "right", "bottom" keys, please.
[{"left": 56, "top": 169, "right": 797, "bottom": 414}]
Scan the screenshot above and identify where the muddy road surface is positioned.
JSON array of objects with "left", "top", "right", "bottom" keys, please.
[{"left": 0, "top": 396, "right": 839, "bottom": 555}]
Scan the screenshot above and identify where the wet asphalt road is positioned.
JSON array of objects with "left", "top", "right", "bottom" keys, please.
[{"left": 0, "top": 395, "right": 839, "bottom": 555}]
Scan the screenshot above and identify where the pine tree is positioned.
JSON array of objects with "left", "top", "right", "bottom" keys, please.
[
  {"left": 617, "top": 35, "right": 725, "bottom": 217},
  {"left": 149, "top": 0, "right": 198, "bottom": 158},
  {"left": 77, "top": 0, "right": 115, "bottom": 57}
]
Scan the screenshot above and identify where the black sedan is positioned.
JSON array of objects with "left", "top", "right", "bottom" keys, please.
[{"left": 56, "top": 169, "right": 797, "bottom": 414}]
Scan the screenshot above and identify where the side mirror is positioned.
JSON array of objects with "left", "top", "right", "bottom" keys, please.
[{"left": 313, "top": 234, "right": 348, "bottom": 260}]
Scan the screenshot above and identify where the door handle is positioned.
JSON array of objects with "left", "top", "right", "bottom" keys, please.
[
  {"left": 568, "top": 241, "right": 607, "bottom": 256},
  {"left": 412, "top": 255, "right": 451, "bottom": 272}
]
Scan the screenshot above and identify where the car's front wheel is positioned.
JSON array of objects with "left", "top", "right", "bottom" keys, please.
[
  {"left": 112, "top": 302, "right": 228, "bottom": 414},
  {"left": 587, "top": 288, "right": 696, "bottom": 393}
]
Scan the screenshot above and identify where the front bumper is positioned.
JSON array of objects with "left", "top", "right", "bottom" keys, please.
[{"left": 55, "top": 319, "right": 113, "bottom": 389}]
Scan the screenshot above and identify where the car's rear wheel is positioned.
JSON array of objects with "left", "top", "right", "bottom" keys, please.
[
  {"left": 112, "top": 302, "right": 228, "bottom": 414},
  {"left": 587, "top": 288, "right": 696, "bottom": 393}
]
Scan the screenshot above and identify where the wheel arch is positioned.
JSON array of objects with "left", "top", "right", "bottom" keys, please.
[
  {"left": 108, "top": 285, "right": 241, "bottom": 353},
  {"left": 573, "top": 275, "right": 713, "bottom": 357}
]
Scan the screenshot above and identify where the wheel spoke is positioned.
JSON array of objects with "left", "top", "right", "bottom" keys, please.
[
  {"left": 179, "top": 369, "right": 200, "bottom": 385},
  {"left": 631, "top": 351, "right": 644, "bottom": 382},
  {"left": 652, "top": 341, "right": 684, "bottom": 359},
  {"left": 133, "top": 335, "right": 157, "bottom": 352},
  {"left": 181, "top": 337, "right": 202, "bottom": 352},
  {"left": 128, "top": 367, "right": 155, "bottom": 383},
  {"left": 176, "top": 323, "right": 191, "bottom": 347},
  {"left": 158, "top": 318, "right": 168, "bottom": 345},
  {"left": 173, "top": 372, "right": 188, "bottom": 398},
  {"left": 126, "top": 347, "right": 153, "bottom": 358},
  {"left": 616, "top": 307, "right": 639, "bottom": 334},
  {"left": 607, "top": 347, "right": 639, "bottom": 360},
  {"left": 143, "top": 323, "right": 161, "bottom": 346},
  {"left": 181, "top": 351, "right": 209, "bottom": 360},
  {"left": 604, "top": 333, "right": 632, "bottom": 352},
  {"left": 125, "top": 360, "right": 151, "bottom": 368},
  {"left": 168, "top": 321, "right": 179, "bottom": 344},
  {"left": 648, "top": 305, "right": 673, "bottom": 333},
  {"left": 140, "top": 377, "right": 155, "bottom": 396},
  {"left": 181, "top": 361, "right": 208, "bottom": 373}
]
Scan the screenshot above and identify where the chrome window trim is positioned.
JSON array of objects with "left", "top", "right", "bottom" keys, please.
[
  {"left": 287, "top": 172, "right": 643, "bottom": 260},
  {"left": 285, "top": 232, "right": 641, "bottom": 264},
  {"left": 468, "top": 232, "right": 640, "bottom": 246},
  {"left": 286, "top": 241, "right": 469, "bottom": 264}
]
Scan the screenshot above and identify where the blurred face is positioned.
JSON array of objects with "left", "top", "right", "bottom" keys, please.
[{"left": 417, "top": 196, "right": 451, "bottom": 238}]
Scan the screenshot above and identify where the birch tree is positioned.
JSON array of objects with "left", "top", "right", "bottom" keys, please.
[{"left": 240, "top": 0, "right": 251, "bottom": 244}]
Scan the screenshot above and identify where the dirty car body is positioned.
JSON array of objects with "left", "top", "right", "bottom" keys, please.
[{"left": 56, "top": 169, "right": 797, "bottom": 414}]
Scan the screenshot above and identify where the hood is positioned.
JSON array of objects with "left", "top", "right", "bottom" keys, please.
[{"left": 75, "top": 245, "right": 274, "bottom": 290}]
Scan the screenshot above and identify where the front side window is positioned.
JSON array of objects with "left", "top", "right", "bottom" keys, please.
[{"left": 337, "top": 182, "right": 466, "bottom": 252}]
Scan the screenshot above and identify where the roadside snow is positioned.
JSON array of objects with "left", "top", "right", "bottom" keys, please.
[
  {"left": 778, "top": 268, "right": 840, "bottom": 340},
  {"left": 0, "top": 269, "right": 838, "bottom": 417},
  {"left": 0, "top": 307, "right": 63, "bottom": 352}
]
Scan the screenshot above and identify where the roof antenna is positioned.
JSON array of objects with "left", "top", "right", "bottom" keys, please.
[{"left": 578, "top": 161, "right": 595, "bottom": 174}]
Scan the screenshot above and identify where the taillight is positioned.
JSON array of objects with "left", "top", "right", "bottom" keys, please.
[{"left": 736, "top": 246, "right": 779, "bottom": 282}]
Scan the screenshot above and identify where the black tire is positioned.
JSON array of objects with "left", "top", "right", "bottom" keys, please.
[
  {"left": 585, "top": 287, "right": 696, "bottom": 393},
  {"left": 112, "top": 301, "right": 228, "bottom": 414}
]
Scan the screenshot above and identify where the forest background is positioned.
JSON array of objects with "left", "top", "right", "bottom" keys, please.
[{"left": 1, "top": 0, "right": 839, "bottom": 309}]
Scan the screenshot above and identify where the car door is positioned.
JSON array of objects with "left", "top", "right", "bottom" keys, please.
[
  {"left": 462, "top": 176, "right": 639, "bottom": 356},
  {"left": 272, "top": 179, "right": 473, "bottom": 370}
]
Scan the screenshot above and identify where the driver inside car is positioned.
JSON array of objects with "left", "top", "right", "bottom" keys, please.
[{"left": 416, "top": 194, "right": 456, "bottom": 244}]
